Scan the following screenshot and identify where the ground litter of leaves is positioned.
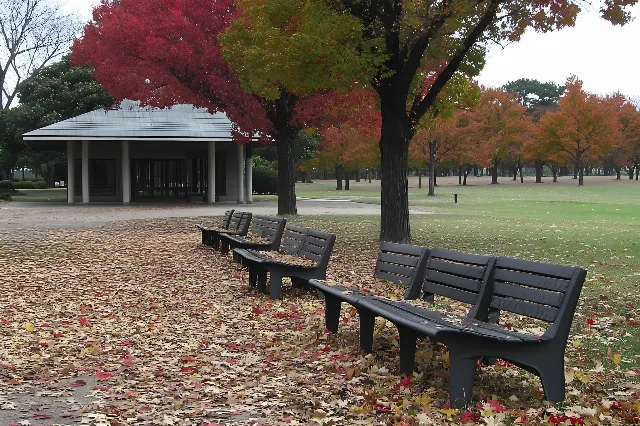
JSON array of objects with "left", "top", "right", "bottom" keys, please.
[{"left": 0, "top": 217, "right": 638, "bottom": 426}]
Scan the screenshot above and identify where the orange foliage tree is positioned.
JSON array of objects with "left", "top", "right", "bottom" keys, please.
[{"left": 539, "top": 77, "right": 620, "bottom": 186}]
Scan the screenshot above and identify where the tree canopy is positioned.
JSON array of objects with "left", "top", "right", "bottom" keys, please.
[{"left": 503, "top": 78, "right": 565, "bottom": 110}]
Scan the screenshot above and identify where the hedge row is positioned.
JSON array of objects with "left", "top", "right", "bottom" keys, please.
[
  {"left": 252, "top": 169, "right": 278, "bottom": 195},
  {"left": 13, "top": 181, "right": 48, "bottom": 189}
]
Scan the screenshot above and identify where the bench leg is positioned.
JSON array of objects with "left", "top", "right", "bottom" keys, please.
[
  {"left": 269, "top": 273, "right": 283, "bottom": 300},
  {"left": 358, "top": 309, "right": 376, "bottom": 353},
  {"left": 448, "top": 352, "right": 477, "bottom": 409},
  {"left": 248, "top": 267, "right": 257, "bottom": 287},
  {"left": 220, "top": 239, "right": 230, "bottom": 254},
  {"left": 398, "top": 328, "right": 419, "bottom": 375},
  {"left": 538, "top": 359, "right": 565, "bottom": 402},
  {"left": 257, "top": 269, "right": 268, "bottom": 293},
  {"left": 201, "top": 231, "right": 206, "bottom": 245},
  {"left": 291, "top": 277, "right": 305, "bottom": 289},
  {"left": 324, "top": 295, "right": 341, "bottom": 333}
]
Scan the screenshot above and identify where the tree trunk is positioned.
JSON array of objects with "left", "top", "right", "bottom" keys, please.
[
  {"left": 379, "top": 110, "right": 411, "bottom": 242},
  {"left": 535, "top": 160, "right": 543, "bottom": 183},
  {"left": 417, "top": 168, "right": 421, "bottom": 189},
  {"left": 368, "top": 168, "right": 372, "bottom": 183},
  {"left": 578, "top": 163, "right": 584, "bottom": 186},
  {"left": 355, "top": 166, "right": 360, "bottom": 182},
  {"left": 628, "top": 166, "right": 634, "bottom": 179},
  {"left": 47, "top": 165, "right": 56, "bottom": 188},
  {"left": 519, "top": 164, "right": 524, "bottom": 183},
  {"left": 428, "top": 143, "right": 436, "bottom": 196},
  {"left": 276, "top": 131, "right": 297, "bottom": 215},
  {"left": 335, "top": 165, "right": 343, "bottom": 190},
  {"left": 512, "top": 166, "right": 517, "bottom": 181},
  {"left": 463, "top": 168, "right": 468, "bottom": 186},
  {"left": 491, "top": 161, "right": 499, "bottom": 184},
  {"left": 573, "top": 166, "right": 578, "bottom": 179},
  {"left": 344, "top": 170, "right": 350, "bottom": 190},
  {"left": 615, "top": 167, "right": 621, "bottom": 180}
]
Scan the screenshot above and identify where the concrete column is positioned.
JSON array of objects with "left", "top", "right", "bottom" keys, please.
[
  {"left": 66, "top": 141, "right": 75, "bottom": 204},
  {"left": 245, "top": 143, "right": 253, "bottom": 204},
  {"left": 81, "top": 140, "right": 89, "bottom": 204},
  {"left": 121, "top": 141, "right": 130, "bottom": 205},
  {"left": 237, "top": 143, "right": 245, "bottom": 204},
  {"left": 207, "top": 141, "right": 216, "bottom": 203}
]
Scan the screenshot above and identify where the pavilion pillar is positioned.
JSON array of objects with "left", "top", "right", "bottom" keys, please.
[
  {"left": 207, "top": 141, "right": 216, "bottom": 203},
  {"left": 237, "top": 143, "right": 245, "bottom": 204},
  {"left": 66, "top": 141, "right": 75, "bottom": 204},
  {"left": 121, "top": 140, "right": 130, "bottom": 205},
  {"left": 81, "top": 140, "right": 89, "bottom": 204},
  {"left": 245, "top": 143, "right": 253, "bottom": 204}
]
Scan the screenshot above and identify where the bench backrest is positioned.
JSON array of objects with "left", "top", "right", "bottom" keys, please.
[
  {"left": 297, "top": 228, "right": 336, "bottom": 269},
  {"left": 219, "top": 209, "right": 235, "bottom": 229},
  {"left": 421, "top": 248, "right": 496, "bottom": 309},
  {"left": 228, "top": 211, "right": 252, "bottom": 234},
  {"left": 251, "top": 215, "right": 287, "bottom": 243},
  {"left": 280, "top": 224, "right": 308, "bottom": 255},
  {"left": 373, "top": 242, "right": 429, "bottom": 299},
  {"left": 488, "top": 257, "right": 587, "bottom": 339}
]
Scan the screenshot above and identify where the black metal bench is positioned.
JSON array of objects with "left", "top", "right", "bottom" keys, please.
[
  {"left": 307, "top": 242, "right": 429, "bottom": 340},
  {"left": 194, "top": 209, "right": 234, "bottom": 245},
  {"left": 219, "top": 215, "right": 287, "bottom": 255},
  {"left": 201, "top": 211, "right": 252, "bottom": 250},
  {"left": 356, "top": 253, "right": 586, "bottom": 408},
  {"left": 234, "top": 225, "right": 336, "bottom": 300}
]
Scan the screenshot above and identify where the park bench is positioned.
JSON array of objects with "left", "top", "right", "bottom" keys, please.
[
  {"left": 219, "top": 215, "right": 287, "bottom": 255},
  {"left": 196, "top": 211, "right": 252, "bottom": 249},
  {"left": 234, "top": 224, "right": 336, "bottom": 300},
  {"left": 355, "top": 253, "right": 586, "bottom": 408},
  {"left": 195, "top": 209, "right": 234, "bottom": 245},
  {"left": 307, "top": 241, "right": 429, "bottom": 339}
]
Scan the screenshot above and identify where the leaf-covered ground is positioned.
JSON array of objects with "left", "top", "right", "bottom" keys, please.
[{"left": 0, "top": 217, "right": 638, "bottom": 425}]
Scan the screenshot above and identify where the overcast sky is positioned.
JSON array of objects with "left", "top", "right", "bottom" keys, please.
[{"left": 64, "top": 1, "right": 640, "bottom": 99}]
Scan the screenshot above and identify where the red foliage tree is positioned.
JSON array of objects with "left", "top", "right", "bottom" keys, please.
[{"left": 72, "top": 0, "right": 301, "bottom": 214}]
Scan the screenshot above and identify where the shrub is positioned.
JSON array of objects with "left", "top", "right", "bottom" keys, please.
[
  {"left": 0, "top": 180, "right": 13, "bottom": 191},
  {"left": 0, "top": 192, "right": 11, "bottom": 201},
  {"left": 252, "top": 168, "right": 278, "bottom": 195},
  {"left": 13, "top": 181, "right": 36, "bottom": 189},
  {"left": 33, "top": 180, "right": 48, "bottom": 189}
]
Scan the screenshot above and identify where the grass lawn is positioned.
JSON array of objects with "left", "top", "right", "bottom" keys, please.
[{"left": 11, "top": 188, "right": 67, "bottom": 202}]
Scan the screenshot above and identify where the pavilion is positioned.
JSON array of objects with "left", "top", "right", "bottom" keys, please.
[{"left": 23, "top": 104, "right": 255, "bottom": 205}]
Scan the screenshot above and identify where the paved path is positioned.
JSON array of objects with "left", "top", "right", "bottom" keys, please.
[{"left": 0, "top": 200, "right": 432, "bottom": 230}]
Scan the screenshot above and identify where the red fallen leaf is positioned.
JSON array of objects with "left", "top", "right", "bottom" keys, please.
[
  {"left": 33, "top": 414, "right": 52, "bottom": 420},
  {"left": 361, "top": 288, "right": 371, "bottom": 293},
  {"left": 599, "top": 295, "right": 608, "bottom": 301},
  {"left": 180, "top": 367, "right": 193, "bottom": 374},
  {"left": 550, "top": 414, "right": 568, "bottom": 424},
  {"left": 342, "top": 316, "right": 349, "bottom": 324},
  {"left": 93, "top": 385, "right": 110, "bottom": 391},
  {"left": 96, "top": 370, "right": 115, "bottom": 380},
  {"left": 486, "top": 399, "right": 504, "bottom": 413},
  {"left": 71, "top": 380, "right": 86, "bottom": 387},
  {"left": 119, "top": 341, "right": 132, "bottom": 347},
  {"left": 40, "top": 323, "right": 49, "bottom": 327},
  {"left": 372, "top": 404, "right": 391, "bottom": 412},
  {"left": 628, "top": 321, "right": 639, "bottom": 326},
  {"left": 586, "top": 318, "right": 596, "bottom": 325},
  {"left": 461, "top": 411, "right": 479, "bottom": 423},
  {"left": 626, "top": 303, "right": 635, "bottom": 308},
  {"left": 79, "top": 317, "right": 88, "bottom": 327},
  {"left": 53, "top": 332, "right": 63, "bottom": 338},
  {"left": 514, "top": 415, "right": 527, "bottom": 424},
  {"left": 610, "top": 400, "right": 623, "bottom": 409},
  {"left": 251, "top": 304, "right": 264, "bottom": 315},
  {"left": 569, "top": 417, "right": 585, "bottom": 425},
  {"left": 394, "top": 375, "right": 412, "bottom": 390},
  {"left": 138, "top": 406, "right": 152, "bottom": 413},
  {"left": 0, "top": 319, "right": 8, "bottom": 325}
]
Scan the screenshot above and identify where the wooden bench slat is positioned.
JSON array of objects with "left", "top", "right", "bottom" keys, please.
[
  {"left": 378, "top": 252, "right": 420, "bottom": 267},
  {"left": 493, "top": 282, "right": 564, "bottom": 308},
  {"left": 430, "top": 248, "right": 492, "bottom": 265},
  {"left": 376, "top": 261, "right": 415, "bottom": 279},
  {"left": 424, "top": 270, "right": 482, "bottom": 293},
  {"left": 424, "top": 282, "right": 478, "bottom": 305},
  {"left": 491, "top": 296, "right": 559, "bottom": 322},
  {"left": 380, "top": 241, "right": 425, "bottom": 257},
  {"left": 494, "top": 268, "right": 570, "bottom": 292},
  {"left": 427, "top": 258, "right": 486, "bottom": 279},
  {"left": 496, "top": 257, "right": 576, "bottom": 279}
]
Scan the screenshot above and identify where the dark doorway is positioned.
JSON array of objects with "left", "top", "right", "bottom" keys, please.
[{"left": 131, "top": 160, "right": 186, "bottom": 200}]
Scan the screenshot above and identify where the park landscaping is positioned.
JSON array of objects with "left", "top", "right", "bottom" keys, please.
[{"left": 0, "top": 179, "right": 638, "bottom": 425}]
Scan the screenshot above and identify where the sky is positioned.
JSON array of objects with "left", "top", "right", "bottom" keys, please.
[{"left": 63, "top": 1, "right": 640, "bottom": 99}]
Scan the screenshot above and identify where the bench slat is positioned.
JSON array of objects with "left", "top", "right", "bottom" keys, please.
[
  {"left": 491, "top": 296, "right": 559, "bottom": 322},
  {"left": 496, "top": 257, "right": 576, "bottom": 279},
  {"left": 431, "top": 248, "right": 492, "bottom": 265},
  {"left": 376, "top": 261, "right": 416, "bottom": 278},
  {"left": 378, "top": 252, "right": 420, "bottom": 267},
  {"left": 424, "top": 282, "right": 478, "bottom": 305},
  {"left": 380, "top": 241, "right": 425, "bottom": 257},
  {"left": 427, "top": 258, "right": 485, "bottom": 279},
  {"left": 425, "top": 270, "right": 482, "bottom": 293},
  {"left": 494, "top": 268, "right": 570, "bottom": 292},
  {"left": 493, "top": 282, "right": 564, "bottom": 308}
]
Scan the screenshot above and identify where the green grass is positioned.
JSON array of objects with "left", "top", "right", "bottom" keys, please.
[
  {"left": 11, "top": 188, "right": 67, "bottom": 202},
  {"left": 290, "top": 177, "right": 640, "bottom": 372}
]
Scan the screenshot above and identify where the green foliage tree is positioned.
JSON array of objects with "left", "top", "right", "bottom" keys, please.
[
  {"left": 0, "top": 54, "right": 114, "bottom": 183},
  {"left": 503, "top": 78, "right": 565, "bottom": 110}
]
